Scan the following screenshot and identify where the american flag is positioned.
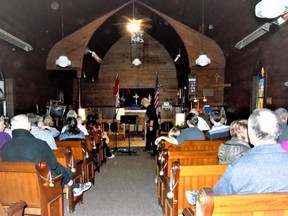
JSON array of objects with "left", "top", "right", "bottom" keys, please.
[{"left": 154, "top": 72, "right": 159, "bottom": 109}]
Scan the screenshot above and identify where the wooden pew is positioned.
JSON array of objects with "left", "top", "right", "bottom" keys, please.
[
  {"left": 183, "top": 188, "right": 288, "bottom": 216},
  {"left": 0, "top": 200, "right": 27, "bottom": 216},
  {"left": 159, "top": 139, "right": 224, "bottom": 154},
  {"left": 53, "top": 147, "right": 84, "bottom": 213},
  {"left": 157, "top": 149, "right": 219, "bottom": 211},
  {"left": 56, "top": 139, "right": 95, "bottom": 184},
  {"left": 156, "top": 139, "right": 224, "bottom": 185},
  {"left": 164, "top": 161, "right": 227, "bottom": 216},
  {"left": 0, "top": 160, "right": 63, "bottom": 216}
]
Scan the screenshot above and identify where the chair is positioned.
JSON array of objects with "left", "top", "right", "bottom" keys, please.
[{"left": 160, "top": 121, "right": 174, "bottom": 136}]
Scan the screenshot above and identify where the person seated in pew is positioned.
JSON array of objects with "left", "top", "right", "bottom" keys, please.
[
  {"left": 1, "top": 114, "right": 92, "bottom": 196},
  {"left": 218, "top": 119, "right": 252, "bottom": 164},
  {"left": 37, "top": 114, "right": 60, "bottom": 138},
  {"left": 274, "top": 107, "right": 288, "bottom": 142},
  {"left": 155, "top": 113, "right": 205, "bottom": 146},
  {"left": 206, "top": 109, "right": 230, "bottom": 140},
  {"left": 168, "top": 126, "right": 181, "bottom": 139},
  {"left": 26, "top": 113, "right": 58, "bottom": 150},
  {"left": 61, "top": 110, "right": 89, "bottom": 136},
  {"left": 59, "top": 117, "right": 85, "bottom": 140},
  {"left": 0, "top": 115, "right": 11, "bottom": 148},
  {"left": 214, "top": 108, "right": 288, "bottom": 195},
  {"left": 93, "top": 123, "right": 115, "bottom": 159}
]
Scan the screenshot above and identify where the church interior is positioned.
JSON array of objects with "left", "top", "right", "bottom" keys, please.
[{"left": 0, "top": 1, "right": 288, "bottom": 215}]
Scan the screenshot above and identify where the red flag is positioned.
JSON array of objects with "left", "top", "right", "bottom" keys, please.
[
  {"left": 154, "top": 72, "right": 159, "bottom": 109},
  {"left": 114, "top": 74, "right": 119, "bottom": 95},
  {"left": 114, "top": 74, "right": 120, "bottom": 107}
]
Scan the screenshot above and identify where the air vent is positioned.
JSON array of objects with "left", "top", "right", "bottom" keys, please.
[{"left": 0, "top": 28, "right": 33, "bottom": 52}]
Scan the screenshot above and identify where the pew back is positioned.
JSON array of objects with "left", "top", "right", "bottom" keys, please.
[
  {"left": 195, "top": 188, "right": 288, "bottom": 216},
  {"left": 0, "top": 161, "right": 63, "bottom": 216},
  {"left": 160, "top": 140, "right": 224, "bottom": 153},
  {"left": 56, "top": 139, "right": 95, "bottom": 184}
]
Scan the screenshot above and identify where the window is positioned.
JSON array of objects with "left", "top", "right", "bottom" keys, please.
[{"left": 256, "top": 67, "right": 265, "bottom": 109}]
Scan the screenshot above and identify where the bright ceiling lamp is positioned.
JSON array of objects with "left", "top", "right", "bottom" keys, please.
[
  {"left": 56, "top": 55, "right": 71, "bottom": 68},
  {"left": 255, "top": 0, "right": 288, "bottom": 18},
  {"left": 127, "top": 19, "right": 141, "bottom": 32},
  {"left": 132, "top": 58, "right": 141, "bottom": 66},
  {"left": 55, "top": 0, "right": 71, "bottom": 68},
  {"left": 196, "top": 54, "right": 211, "bottom": 67},
  {"left": 195, "top": 0, "right": 211, "bottom": 67}
]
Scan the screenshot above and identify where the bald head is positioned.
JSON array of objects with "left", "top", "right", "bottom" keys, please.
[
  {"left": 11, "top": 114, "right": 31, "bottom": 131},
  {"left": 248, "top": 108, "right": 282, "bottom": 146}
]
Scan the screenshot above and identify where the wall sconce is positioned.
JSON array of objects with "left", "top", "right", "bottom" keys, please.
[
  {"left": 174, "top": 49, "right": 181, "bottom": 62},
  {"left": 85, "top": 48, "right": 102, "bottom": 63}
]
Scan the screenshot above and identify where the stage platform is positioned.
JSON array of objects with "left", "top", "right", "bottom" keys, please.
[{"left": 107, "top": 132, "right": 145, "bottom": 148}]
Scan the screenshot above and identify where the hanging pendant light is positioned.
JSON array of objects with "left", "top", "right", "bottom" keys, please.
[
  {"left": 255, "top": 0, "right": 288, "bottom": 19},
  {"left": 55, "top": 0, "right": 71, "bottom": 68},
  {"left": 196, "top": 0, "right": 211, "bottom": 67}
]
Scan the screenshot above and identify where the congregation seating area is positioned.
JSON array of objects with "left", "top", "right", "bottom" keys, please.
[
  {"left": 0, "top": 132, "right": 108, "bottom": 216},
  {"left": 1, "top": 134, "right": 288, "bottom": 215},
  {"left": 156, "top": 140, "right": 288, "bottom": 216}
]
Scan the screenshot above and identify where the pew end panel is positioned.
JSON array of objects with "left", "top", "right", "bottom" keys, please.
[
  {"left": 53, "top": 147, "right": 84, "bottom": 213},
  {"left": 164, "top": 162, "right": 227, "bottom": 216},
  {"left": 86, "top": 135, "right": 101, "bottom": 173},
  {"left": 0, "top": 161, "right": 64, "bottom": 216},
  {"left": 158, "top": 150, "right": 220, "bottom": 212}
]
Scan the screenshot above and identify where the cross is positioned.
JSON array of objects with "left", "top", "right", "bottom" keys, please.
[
  {"left": 133, "top": 93, "right": 139, "bottom": 104},
  {"left": 215, "top": 73, "right": 220, "bottom": 84}
]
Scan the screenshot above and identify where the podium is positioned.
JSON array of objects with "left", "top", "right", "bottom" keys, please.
[{"left": 119, "top": 115, "right": 138, "bottom": 155}]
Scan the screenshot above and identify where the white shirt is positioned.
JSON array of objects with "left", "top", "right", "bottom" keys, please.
[{"left": 197, "top": 116, "right": 211, "bottom": 131}]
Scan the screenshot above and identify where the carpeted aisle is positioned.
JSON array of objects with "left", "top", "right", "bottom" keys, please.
[{"left": 65, "top": 148, "right": 163, "bottom": 216}]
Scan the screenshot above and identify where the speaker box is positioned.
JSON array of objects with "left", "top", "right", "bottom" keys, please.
[{"left": 120, "top": 115, "right": 138, "bottom": 124}]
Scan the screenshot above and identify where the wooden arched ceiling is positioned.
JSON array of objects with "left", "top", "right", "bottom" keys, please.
[{"left": 46, "top": 0, "right": 225, "bottom": 80}]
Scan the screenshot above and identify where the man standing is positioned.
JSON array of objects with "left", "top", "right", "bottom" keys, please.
[
  {"left": 214, "top": 108, "right": 288, "bottom": 194},
  {"left": 142, "top": 98, "right": 158, "bottom": 155},
  {"left": 2, "top": 114, "right": 92, "bottom": 196}
]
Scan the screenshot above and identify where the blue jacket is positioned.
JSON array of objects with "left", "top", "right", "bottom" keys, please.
[
  {"left": 176, "top": 127, "right": 205, "bottom": 144},
  {"left": 214, "top": 143, "right": 288, "bottom": 194}
]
